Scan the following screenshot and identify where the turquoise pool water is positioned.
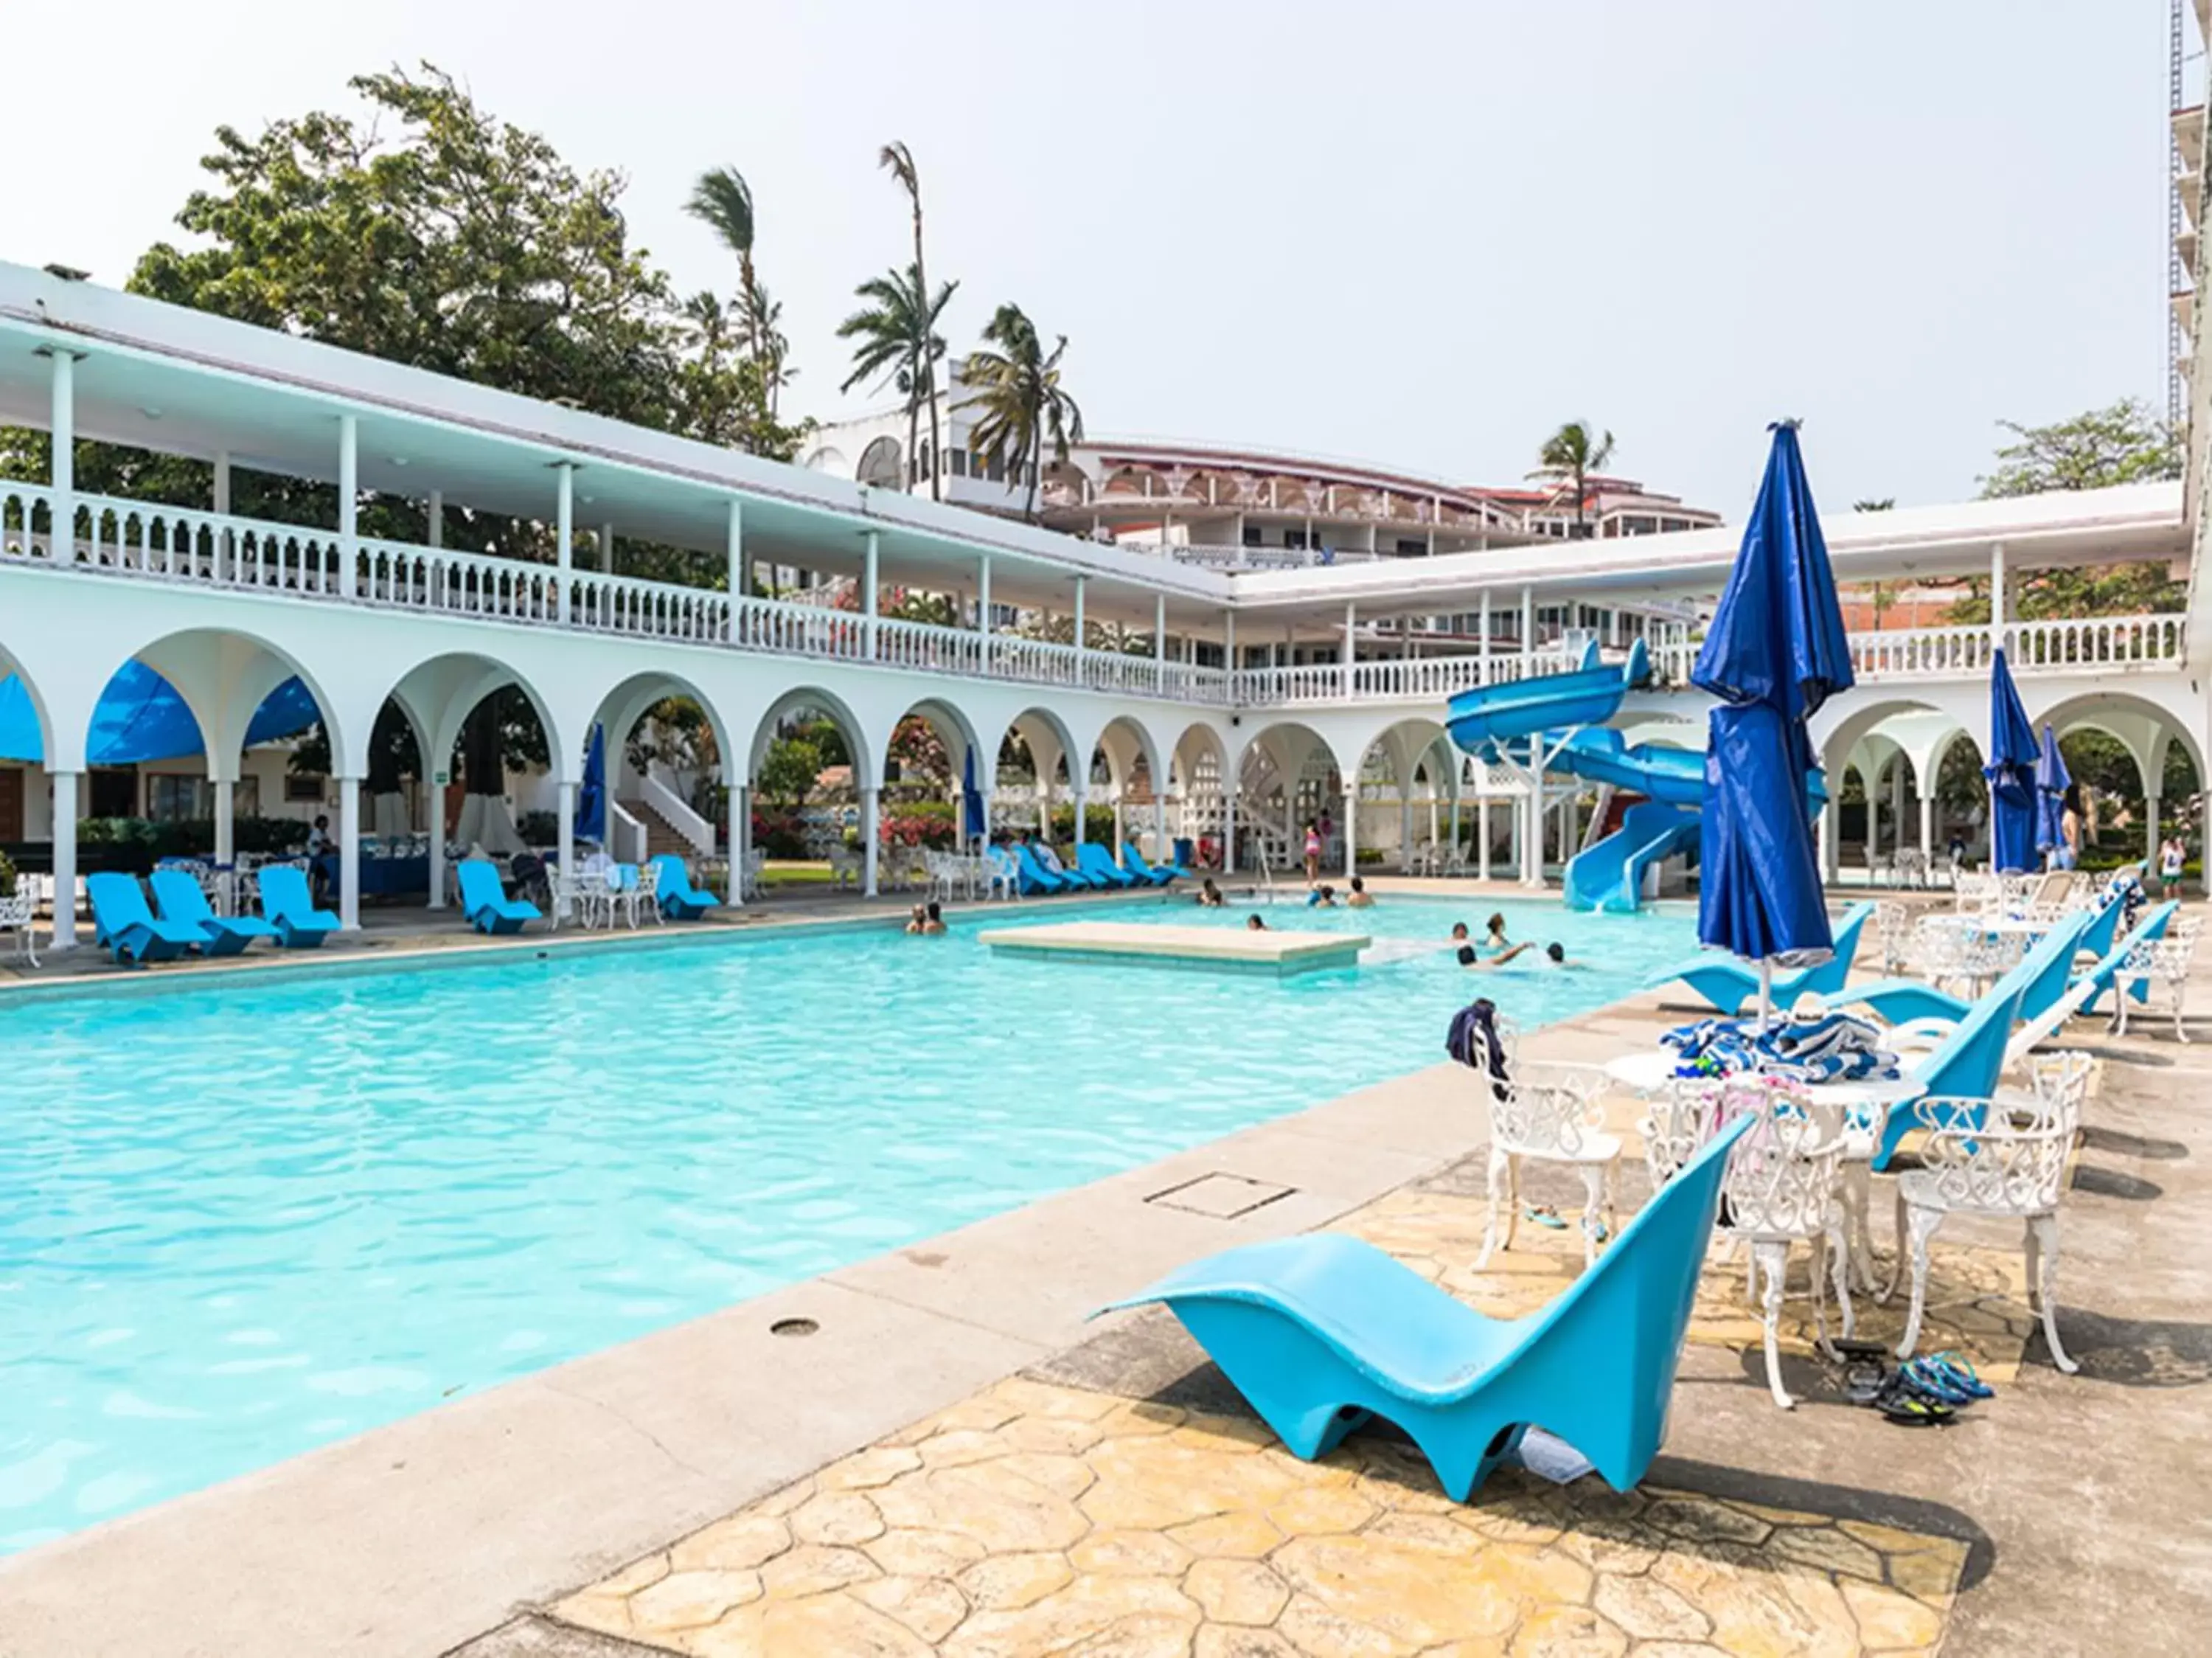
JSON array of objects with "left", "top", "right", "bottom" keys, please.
[{"left": 0, "top": 894, "right": 1694, "bottom": 1550}]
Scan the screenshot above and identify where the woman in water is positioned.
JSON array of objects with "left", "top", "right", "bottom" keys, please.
[
  {"left": 1347, "top": 875, "right": 1374, "bottom": 909},
  {"left": 1197, "top": 878, "right": 1225, "bottom": 907}
]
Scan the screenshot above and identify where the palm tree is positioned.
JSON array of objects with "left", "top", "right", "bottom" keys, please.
[
  {"left": 879, "top": 142, "right": 944, "bottom": 499},
  {"left": 684, "top": 167, "right": 762, "bottom": 362},
  {"left": 837, "top": 263, "right": 958, "bottom": 489},
  {"left": 961, "top": 303, "right": 1084, "bottom": 521},
  {"left": 1533, "top": 421, "right": 1615, "bottom": 538}
]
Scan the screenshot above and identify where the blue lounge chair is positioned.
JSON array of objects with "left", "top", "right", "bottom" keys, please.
[
  {"left": 1077, "top": 843, "right": 1138, "bottom": 889},
  {"left": 86, "top": 873, "right": 204, "bottom": 965},
  {"left": 2076, "top": 900, "right": 2178, "bottom": 1016},
  {"left": 1870, "top": 975, "right": 2030, "bottom": 1170},
  {"left": 1646, "top": 902, "right": 1875, "bottom": 1016},
  {"left": 256, "top": 865, "right": 341, "bottom": 948},
  {"left": 1120, "top": 844, "right": 1180, "bottom": 887},
  {"left": 456, "top": 859, "right": 542, "bottom": 934},
  {"left": 149, "top": 868, "right": 276, "bottom": 957},
  {"left": 1014, "top": 844, "right": 1077, "bottom": 895},
  {"left": 649, "top": 854, "right": 720, "bottom": 920},
  {"left": 1042, "top": 844, "right": 1104, "bottom": 889},
  {"left": 1828, "top": 908, "right": 2094, "bottom": 1029},
  {"left": 1096, "top": 1115, "right": 1753, "bottom": 1499}
]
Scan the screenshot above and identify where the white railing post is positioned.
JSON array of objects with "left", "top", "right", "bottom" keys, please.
[{"left": 338, "top": 414, "right": 358, "bottom": 597}]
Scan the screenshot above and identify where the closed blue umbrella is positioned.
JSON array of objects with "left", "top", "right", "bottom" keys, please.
[
  {"left": 961, "top": 745, "right": 989, "bottom": 847},
  {"left": 2034, "top": 724, "right": 2071, "bottom": 864},
  {"left": 1985, "top": 651, "right": 2038, "bottom": 875},
  {"left": 1692, "top": 423, "right": 1855, "bottom": 1021},
  {"left": 575, "top": 724, "right": 608, "bottom": 846}
]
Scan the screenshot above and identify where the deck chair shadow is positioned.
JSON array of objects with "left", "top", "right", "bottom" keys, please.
[{"left": 1094, "top": 1115, "right": 1751, "bottom": 1501}]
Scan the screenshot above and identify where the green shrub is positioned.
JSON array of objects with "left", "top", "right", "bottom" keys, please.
[
  {"left": 1048, "top": 803, "right": 1119, "bottom": 844},
  {"left": 74, "top": 816, "right": 309, "bottom": 859}
]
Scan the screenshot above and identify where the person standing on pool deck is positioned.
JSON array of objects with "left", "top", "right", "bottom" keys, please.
[
  {"left": 1303, "top": 822, "right": 1322, "bottom": 882},
  {"left": 2160, "top": 835, "right": 2186, "bottom": 898}
]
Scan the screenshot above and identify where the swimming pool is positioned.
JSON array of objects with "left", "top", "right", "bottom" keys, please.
[{"left": 0, "top": 895, "right": 1694, "bottom": 1550}]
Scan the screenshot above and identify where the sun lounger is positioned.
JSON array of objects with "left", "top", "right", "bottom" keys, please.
[
  {"left": 649, "top": 854, "right": 720, "bottom": 920},
  {"left": 1013, "top": 844, "right": 1076, "bottom": 895},
  {"left": 1646, "top": 902, "right": 1874, "bottom": 1016},
  {"left": 456, "top": 859, "right": 542, "bottom": 934},
  {"left": 1076, "top": 843, "right": 1138, "bottom": 889},
  {"left": 1868, "top": 972, "right": 2030, "bottom": 1171},
  {"left": 1095, "top": 1115, "right": 1752, "bottom": 1499},
  {"left": 149, "top": 868, "right": 275, "bottom": 957},
  {"left": 2076, "top": 900, "right": 2178, "bottom": 1016},
  {"left": 1828, "top": 908, "right": 2093, "bottom": 1029},
  {"left": 86, "top": 873, "right": 204, "bottom": 965},
  {"left": 256, "top": 865, "right": 340, "bottom": 948},
  {"left": 1120, "top": 844, "right": 1180, "bottom": 887}
]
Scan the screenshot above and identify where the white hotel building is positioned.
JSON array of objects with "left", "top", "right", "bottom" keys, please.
[{"left": 0, "top": 254, "right": 2205, "bottom": 951}]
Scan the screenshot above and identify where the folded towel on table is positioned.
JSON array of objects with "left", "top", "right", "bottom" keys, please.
[{"left": 1661, "top": 1010, "right": 1899, "bottom": 1084}]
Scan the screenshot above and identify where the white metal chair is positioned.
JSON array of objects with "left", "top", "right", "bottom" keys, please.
[
  {"left": 0, "top": 889, "right": 38, "bottom": 968},
  {"left": 1474, "top": 1058, "right": 1619, "bottom": 1272},
  {"left": 828, "top": 844, "right": 862, "bottom": 890},
  {"left": 1646, "top": 1075, "right": 1854, "bottom": 1409},
  {"left": 739, "top": 847, "right": 767, "bottom": 901},
  {"left": 1882, "top": 1050, "right": 2093, "bottom": 1371},
  {"left": 983, "top": 847, "right": 1020, "bottom": 902},
  {"left": 2112, "top": 916, "right": 2199, "bottom": 1041},
  {"left": 1868, "top": 848, "right": 1894, "bottom": 888},
  {"left": 1874, "top": 901, "right": 1916, "bottom": 977},
  {"left": 1894, "top": 847, "right": 1927, "bottom": 889},
  {"left": 615, "top": 860, "right": 661, "bottom": 929}
]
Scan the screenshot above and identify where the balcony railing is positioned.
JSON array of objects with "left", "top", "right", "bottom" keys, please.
[{"left": 0, "top": 481, "right": 2190, "bottom": 716}]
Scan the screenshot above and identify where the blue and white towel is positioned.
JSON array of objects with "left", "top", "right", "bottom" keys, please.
[{"left": 1661, "top": 1010, "right": 1899, "bottom": 1084}]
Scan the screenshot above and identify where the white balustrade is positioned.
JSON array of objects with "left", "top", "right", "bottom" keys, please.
[{"left": 0, "top": 476, "right": 2191, "bottom": 709}]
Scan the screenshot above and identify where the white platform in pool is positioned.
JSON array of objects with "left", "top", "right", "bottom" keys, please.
[{"left": 976, "top": 921, "right": 1369, "bottom": 977}]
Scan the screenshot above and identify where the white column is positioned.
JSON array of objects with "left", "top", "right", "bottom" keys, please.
[
  {"left": 1890, "top": 760, "right": 1907, "bottom": 861},
  {"left": 863, "top": 530, "right": 880, "bottom": 659},
  {"left": 1989, "top": 541, "right": 2007, "bottom": 659},
  {"left": 555, "top": 781, "right": 576, "bottom": 920},
  {"left": 212, "top": 451, "right": 234, "bottom": 579},
  {"left": 427, "top": 489, "right": 444, "bottom": 549},
  {"left": 1398, "top": 788, "right": 1414, "bottom": 874},
  {"left": 1342, "top": 784, "right": 1358, "bottom": 881},
  {"left": 428, "top": 779, "right": 448, "bottom": 911},
  {"left": 337, "top": 413, "right": 358, "bottom": 594},
  {"left": 1224, "top": 610, "right": 1237, "bottom": 676},
  {"left": 1520, "top": 586, "right": 1535, "bottom": 663},
  {"left": 213, "top": 779, "right": 235, "bottom": 869},
  {"left": 977, "top": 553, "right": 993, "bottom": 673},
  {"left": 599, "top": 522, "right": 616, "bottom": 575},
  {"left": 554, "top": 461, "right": 574, "bottom": 624},
  {"left": 1223, "top": 786, "right": 1239, "bottom": 873},
  {"left": 1072, "top": 576, "right": 1088, "bottom": 684},
  {"left": 1521, "top": 787, "right": 1543, "bottom": 889},
  {"left": 725, "top": 499, "right": 744, "bottom": 601},
  {"left": 1477, "top": 799, "right": 1492, "bottom": 881},
  {"left": 48, "top": 770, "right": 79, "bottom": 951},
  {"left": 732, "top": 783, "right": 750, "bottom": 903},
  {"left": 1155, "top": 592, "right": 1167, "bottom": 671},
  {"left": 1819, "top": 797, "right": 1838, "bottom": 882},
  {"left": 862, "top": 785, "right": 880, "bottom": 897},
  {"left": 47, "top": 349, "right": 76, "bottom": 558},
  {"left": 1072, "top": 784, "right": 1088, "bottom": 847},
  {"left": 1919, "top": 791, "right": 1935, "bottom": 861},
  {"left": 1154, "top": 794, "right": 1168, "bottom": 860},
  {"left": 1479, "top": 591, "right": 1492, "bottom": 681},
  {"left": 338, "top": 776, "right": 362, "bottom": 930},
  {"left": 1342, "top": 603, "right": 1357, "bottom": 697}
]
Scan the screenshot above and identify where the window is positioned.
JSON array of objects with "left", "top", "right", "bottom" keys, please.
[
  {"left": 1284, "top": 530, "right": 1309, "bottom": 550},
  {"left": 950, "top": 450, "right": 968, "bottom": 477},
  {"left": 985, "top": 451, "right": 1005, "bottom": 483},
  {"left": 146, "top": 774, "right": 203, "bottom": 822},
  {"left": 1397, "top": 538, "right": 1426, "bottom": 556},
  {"left": 1242, "top": 524, "right": 1262, "bottom": 547},
  {"left": 286, "top": 773, "right": 327, "bottom": 804},
  {"left": 88, "top": 768, "right": 137, "bottom": 818}
]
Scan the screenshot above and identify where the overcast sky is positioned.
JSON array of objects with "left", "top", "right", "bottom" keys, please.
[{"left": 4, "top": 1, "right": 2183, "bottom": 518}]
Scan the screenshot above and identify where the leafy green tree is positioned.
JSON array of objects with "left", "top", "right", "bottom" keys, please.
[
  {"left": 1, "top": 64, "right": 807, "bottom": 561},
  {"left": 1944, "top": 399, "right": 2186, "bottom": 624},
  {"left": 961, "top": 303, "right": 1084, "bottom": 521},
  {"left": 1979, "top": 398, "right": 2180, "bottom": 497},
  {"left": 837, "top": 263, "right": 957, "bottom": 493},
  {"left": 757, "top": 736, "right": 825, "bottom": 809},
  {"left": 879, "top": 141, "right": 944, "bottom": 500},
  {"left": 684, "top": 165, "right": 793, "bottom": 423},
  {"left": 1533, "top": 422, "right": 1615, "bottom": 538}
]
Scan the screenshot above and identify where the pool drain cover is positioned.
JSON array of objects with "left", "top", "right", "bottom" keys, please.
[
  {"left": 770, "top": 1317, "right": 819, "bottom": 1338},
  {"left": 1146, "top": 1173, "right": 1295, "bottom": 1219}
]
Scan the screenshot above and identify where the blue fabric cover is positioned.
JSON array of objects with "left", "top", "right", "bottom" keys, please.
[
  {"left": 1691, "top": 424, "right": 1854, "bottom": 971},
  {"left": 0, "top": 667, "right": 319, "bottom": 764},
  {"left": 1985, "top": 651, "right": 2039, "bottom": 875}
]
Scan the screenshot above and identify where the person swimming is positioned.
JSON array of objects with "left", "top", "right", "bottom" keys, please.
[
  {"left": 921, "top": 901, "right": 947, "bottom": 936},
  {"left": 1450, "top": 921, "right": 1470, "bottom": 943},
  {"left": 1307, "top": 884, "right": 1338, "bottom": 908},
  {"left": 905, "top": 903, "right": 930, "bottom": 935},
  {"left": 1346, "top": 875, "right": 1374, "bottom": 909},
  {"left": 1197, "top": 878, "right": 1225, "bottom": 907},
  {"left": 1247, "top": 914, "right": 1268, "bottom": 932},
  {"left": 1461, "top": 940, "right": 1535, "bottom": 968},
  {"left": 1484, "top": 912, "right": 1511, "bottom": 950}
]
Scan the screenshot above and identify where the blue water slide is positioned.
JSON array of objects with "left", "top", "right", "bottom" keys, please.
[
  {"left": 1565, "top": 799, "right": 1703, "bottom": 913},
  {"left": 1443, "top": 639, "right": 1641, "bottom": 755}
]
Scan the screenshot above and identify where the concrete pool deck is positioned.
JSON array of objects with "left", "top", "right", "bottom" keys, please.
[{"left": 1, "top": 884, "right": 2207, "bottom": 1655}]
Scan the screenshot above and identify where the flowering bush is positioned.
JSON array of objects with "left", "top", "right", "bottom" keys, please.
[{"left": 880, "top": 813, "right": 958, "bottom": 850}]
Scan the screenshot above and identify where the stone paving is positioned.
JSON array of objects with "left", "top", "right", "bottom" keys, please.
[{"left": 549, "top": 1372, "right": 1969, "bottom": 1657}]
